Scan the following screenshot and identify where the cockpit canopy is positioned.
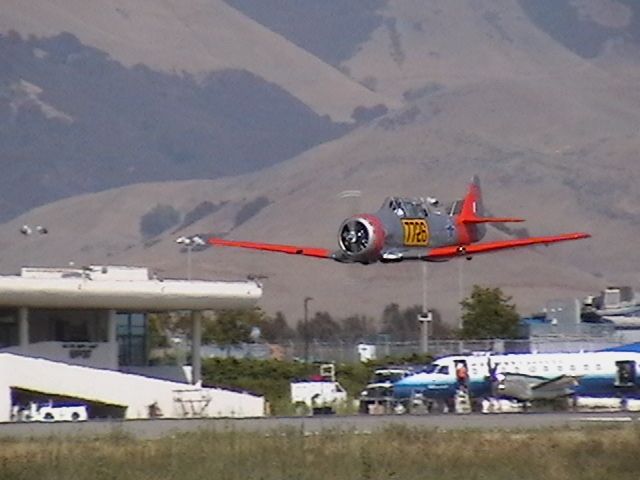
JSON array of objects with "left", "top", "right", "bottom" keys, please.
[
  {"left": 382, "top": 196, "right": 462, "bottom": 218},
  {"left": 383, "top": 197, "right": 430, "bottom": 218}
]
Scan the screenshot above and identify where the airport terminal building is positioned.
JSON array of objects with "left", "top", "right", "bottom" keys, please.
[{"left": 0, "top": 266, "right": 265, "bottom": 421}]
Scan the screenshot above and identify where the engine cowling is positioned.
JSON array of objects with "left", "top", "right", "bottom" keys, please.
[{"left": 336, "top": 214, "right": 385, "bottom": 263}]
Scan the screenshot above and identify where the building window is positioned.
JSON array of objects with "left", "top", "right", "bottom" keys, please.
[
  {"left": 29, "top": 309, "right": 107, "bottom": 343},
  {"left": 0, "top": 309, "right": 18, "bottom": 348},
  {"left": 117, "top": 313, "right": 148, "bottom": 367},
  {"left": 54, "top": 318, "right": 89, "bottom": 342}
]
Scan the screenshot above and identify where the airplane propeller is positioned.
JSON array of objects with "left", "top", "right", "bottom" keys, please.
[{"left": 340, "top": 220, "right": 369, "bottom": 254}]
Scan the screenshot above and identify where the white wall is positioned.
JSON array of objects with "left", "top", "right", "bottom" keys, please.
[
  {"left": 2, "top": 342, "right": 116, "bottom": 369},
  {"left": 0, "top": 353, "right": 264, "bottom": 421}
]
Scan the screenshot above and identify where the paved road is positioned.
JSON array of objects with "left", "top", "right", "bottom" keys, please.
[{"left": 1, "top": 412, "right": 638, "bottom": 439}]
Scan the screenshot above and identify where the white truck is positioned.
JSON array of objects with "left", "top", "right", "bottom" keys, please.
[
  {"left": 14, "top": 401, "right": 88, "bottom": 422},
  {"left": 290, "top": 364, "right": 347, "bottom": 414}
]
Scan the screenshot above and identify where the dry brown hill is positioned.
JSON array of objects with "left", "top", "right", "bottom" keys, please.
[
  {"left": 1, "top": 1, "right": 639, "bottom": 326},
  {"left": 0, "top": 0, "right": 391, "bottom": 122}
]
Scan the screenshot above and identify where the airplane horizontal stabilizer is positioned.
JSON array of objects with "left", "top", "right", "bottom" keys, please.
[{"left": 459, "top": 217, "right": 525, "bottom": 224}]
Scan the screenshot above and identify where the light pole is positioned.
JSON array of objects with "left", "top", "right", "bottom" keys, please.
[
  {"left": 303, "top": 296, "right": 313, "bottom": 363},
  {"left": 458, "top": 258, "right": 465, "bottom": 330},
  {"left": 418, "top": 262, "right": 432, "bottom": 354},
  {"left": 20, "top": 225, "right": 48, "bottom": 236},
  {"left": 175, "top": 235, "right": 205, "bottom": 280},
  {"left": 20, "top": 224, "right": 48, "bottom": 266}
]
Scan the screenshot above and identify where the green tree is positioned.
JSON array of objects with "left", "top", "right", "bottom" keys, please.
[
  {"left": 297, "top": 311, "right": 341, "bottom": 341},
  {"left": 147, "top": 311, "right": 193, "bottom": 340},
  {"left": 147, "top": 313, "right": 170, "bottom": 348},
  {"left": 460, "top": 285, "right": 520, "bottom": 339},
  {"left": 339, "top": 314, "right": 375, "bottom": 342},
  {"left": 259, "top": 311, "right": 295, "bottom": 342},
  {"left": 427, "top": 309, "right": 455, "bottom": 339},
  {"left": 203, "top": 309, "right": 256, "bottom": 349},
  {"left": 379, "top": 303, "right": 421, "bottom": 342}
]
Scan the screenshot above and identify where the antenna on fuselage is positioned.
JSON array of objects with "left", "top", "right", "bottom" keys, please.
[{"left": 338, "top": 190, "right": 362, "bottom": 213}]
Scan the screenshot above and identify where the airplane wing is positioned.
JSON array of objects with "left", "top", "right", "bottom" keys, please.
[
  {"left": 208, "top": 237, "right": 332, "bottom": 259},
  {"left": 209, "top": 232, "right": 589, "bottom": 262},
  {"left": 497, "top": 373, "right": 579, "bottom": 401},
  {"left": 531, "top": 375, "right": 580, "bottom": 399},
  {"left": 425, "top": 232, "right": 590, "bottom": 260}
]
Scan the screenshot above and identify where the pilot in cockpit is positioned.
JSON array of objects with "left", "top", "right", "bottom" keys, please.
[{"left": 389, "top": 198, "right": 405, "bottom": 217}]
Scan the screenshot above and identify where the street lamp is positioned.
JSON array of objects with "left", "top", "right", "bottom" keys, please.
[
  {"left": 20, "top": 225, "right": 48, "bottom": 236},
  {"left": 176, "top": 235, "right": 205, "bottom": 281},
  {"left": 303, "top": 296, "right": 314, "bottom": 363},
  {"left": 20, "top": 224, "right": 48, "bottom": 266}
]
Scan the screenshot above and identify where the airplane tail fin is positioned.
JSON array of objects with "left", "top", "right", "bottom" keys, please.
[
  {"left": 456, "top": 176, "right": 524, "bottom": 243},
  {"left": 458, "top": 176, "right": 525, "bottom": 225}
]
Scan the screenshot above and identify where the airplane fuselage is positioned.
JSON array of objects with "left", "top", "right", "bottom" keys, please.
[
  {"left": 375, "top": 197, "right": 485, "bottom": 249},
  {"left": 393, "top": 351, "right": 640, "bottom": 401},
  {"left": 335, "top": 196, "right": 485, "bottom": 263}
]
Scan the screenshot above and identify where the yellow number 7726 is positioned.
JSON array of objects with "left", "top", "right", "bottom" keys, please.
[{"left": 401, "top": 219, "right": 429, "bottom": 246}]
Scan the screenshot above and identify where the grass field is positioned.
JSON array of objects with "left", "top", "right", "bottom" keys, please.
[{"left": 1, "top": 425, "right": 639, "bottom": 480}]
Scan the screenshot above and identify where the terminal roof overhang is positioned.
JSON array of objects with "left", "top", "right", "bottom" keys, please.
[{"left": 0, "top": 267, "right": 262, "bottom": 311}]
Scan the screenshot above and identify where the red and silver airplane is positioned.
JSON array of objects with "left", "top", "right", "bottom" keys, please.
[{"left": 208, "top": 176, "right": 590, "bottom": 264}]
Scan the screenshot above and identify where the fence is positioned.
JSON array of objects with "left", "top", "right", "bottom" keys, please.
[
  {"left": 274, "top": 334, "right": 627, "bottom": 363},
  {"left": 156, "top": 334, "right": 628, "bottom": 364}
]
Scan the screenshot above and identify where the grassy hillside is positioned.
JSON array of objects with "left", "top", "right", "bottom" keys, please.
[
  {"left": 223, "top": 0, "right": 388, "bottom": 65},
  {"left": 0, "top": 32, "right": 350, "bottom": 221},
  {"left": 0, "top": 0, "right": 389, "bottom": 121}
]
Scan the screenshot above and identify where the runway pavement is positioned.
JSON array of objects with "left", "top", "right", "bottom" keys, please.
[{"left": 0, "top": 412, "right": 638, "bottom": 439}]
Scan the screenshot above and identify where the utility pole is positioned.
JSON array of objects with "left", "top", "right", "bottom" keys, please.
[{"left": 303, "top": 296, "right": 313, "bottom": 363}]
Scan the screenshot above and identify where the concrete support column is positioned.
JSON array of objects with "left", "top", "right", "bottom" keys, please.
[
  {"left": 191, "top": 311, "right": 202, "bottom": 386},
  {"left": 107, "top": 309, "right": 118, "bottom": 370},
  {"left": 18, "top": 307, "right": 29, "bottom": 352}
]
